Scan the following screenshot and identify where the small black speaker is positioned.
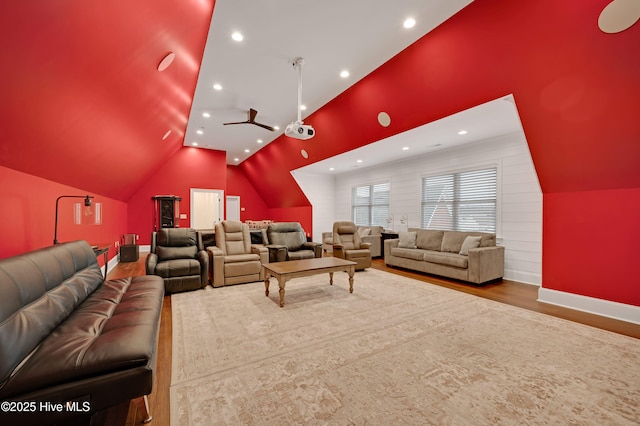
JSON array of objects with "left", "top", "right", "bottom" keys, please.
[{"left": 120, "top": 244, "right": 139, "bottom": 262}]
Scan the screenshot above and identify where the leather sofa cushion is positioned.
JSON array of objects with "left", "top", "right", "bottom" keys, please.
[
  {"left": 267, "top": 222, "right": 306, "bottom": 251},
  {"left": 0, "top": 275, "right": 163, "bottom": 398},
  {"left": 223, "top": 253, "right": 260, "bottom": 263},
  {"left": 0, "top": 241, "right": 103, "bottom": 390},
  {"left": 224, "top": 259, "right": 262, "bottom": 277},
  {"left": 337, "top": 225, "right": 356, "bottom": 234},
  {"left": 157, "top": 228, "right": 197, "bottom": 247},
  {"left": 287, "top": 250, "right": 315, "bottom": 260},
  {"left": 154, "top": 258, "right": 201, "bottom": 278},
  {"left": 157, "top": 245, "right": 197, "bottom": 260}
]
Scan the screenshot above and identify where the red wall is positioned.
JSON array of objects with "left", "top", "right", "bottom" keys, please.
[
  {"left": 127, "top": 147, "right": 227, "bottom": 245},
  {"left": 544, "top": 189, "right": 640, "bottom": 306},
  {"left": 240, "top": 0, "right": 640, "bottom": 306},
  {"left": 0, "top": 166, "right": 127, "bottom": 263},
  {"left": 226, "top": 165, "right": 270, "bottom": 222}
]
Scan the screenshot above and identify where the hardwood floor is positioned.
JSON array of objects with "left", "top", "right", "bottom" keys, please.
[{"left": 108, "top": 255, "right": 640, "bottom": 425}]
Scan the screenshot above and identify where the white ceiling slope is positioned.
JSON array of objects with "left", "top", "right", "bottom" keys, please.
[
  {"left": 294, "top": 95, "right": 525, "bottom": 175},
  {"left": 186, "top": 0, "right": 474, "bottom": 164}
]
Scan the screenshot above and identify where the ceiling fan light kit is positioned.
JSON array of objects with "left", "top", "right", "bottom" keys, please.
[
  {"left": 223, "top": 108, "right": 276, "bottom": 131},
  {"left": 285, "top": 57, "right": 316, "bottom": 140}
]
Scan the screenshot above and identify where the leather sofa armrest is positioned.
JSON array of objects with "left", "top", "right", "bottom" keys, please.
[
  {"left": 360, "top": 242, "right": 372, "bottom": 250},
  {"left": 332, "top": 244, "right": 345, "bottom": 259},
  {"left": 467, "top": 246, "right": 505, "bottom": 284},
  {"left": 266, "top": 244, "right": 287, "bottom": 262},
  {"left": 302, "top": 241, "right": 322, "bottom": 258},
  {"left": 252, "top": 245, "right": 269, "bottom": 280},
  {"left": 196, "top": 250, "right": 209, "bottom": 288},
  {"left": 207, "top": 246, "right": 225, "bottom": 287},
  {"left": 145, "top": 252, "right": 158, "bottom": 275}
]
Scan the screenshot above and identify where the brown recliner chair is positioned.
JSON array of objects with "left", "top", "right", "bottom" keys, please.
[
  {"left": 332, "top": 221, "right": 372, "bottom": 270},
  {"left": 209, "top": 220, "right": 268, "bottom": 287},
  {"left": 146, "top": 228, "right": 209, "bottom": 294},
  {"left": 266, "top": 222, "right": 322, "bottom": 261}
]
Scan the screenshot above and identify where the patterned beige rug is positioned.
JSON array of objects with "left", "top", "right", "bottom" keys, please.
[{"left": 170, "top": 269, "right": 640, "bottom": 425}]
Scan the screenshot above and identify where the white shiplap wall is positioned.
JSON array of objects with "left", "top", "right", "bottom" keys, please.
[{"left": 293, "top": 132, "right": 542, "bottom": 285}]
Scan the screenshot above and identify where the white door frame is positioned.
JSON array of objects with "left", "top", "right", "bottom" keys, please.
[{"left": 190, "top": 188, "right": 224, "bottom": 229}]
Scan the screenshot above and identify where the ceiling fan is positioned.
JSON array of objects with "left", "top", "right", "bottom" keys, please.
[{"left": 223, "top": 108, "right": 275, "bottom": 131}]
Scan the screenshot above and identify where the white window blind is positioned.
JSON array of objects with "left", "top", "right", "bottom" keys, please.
[
  {"left": 352, "top": 182, "right": 390, "bottom": 227},
  {"left": 421, "top": 168, "right": 497, "bottom": 232}
]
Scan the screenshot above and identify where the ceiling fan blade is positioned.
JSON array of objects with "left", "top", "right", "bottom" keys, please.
[
  {"left": 253, "top": 122, "right": 275, "bottom": 132},
  {"left": 223, "top": 121, "right": 249, "bottom": 126},
  {"left": 248, "top": 108, "right": 258, "bottom": 122}
]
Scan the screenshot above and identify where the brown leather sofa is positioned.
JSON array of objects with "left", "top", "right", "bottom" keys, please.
[
  {"left": 146, "top": 228, "right": 209, "bottom": 294},
  {"left": 0, "top": 241, "right": 164, "bottom": 425},
  {"left": 266, "top": 222, "right": 321, "bottom": 261}
]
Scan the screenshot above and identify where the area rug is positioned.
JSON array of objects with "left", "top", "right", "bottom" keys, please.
[{"left": 170, "top": 269, "right": 640, "bottom": 425}]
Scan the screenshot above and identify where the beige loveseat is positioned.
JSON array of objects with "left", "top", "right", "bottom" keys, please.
[
  {"left": 384, "top": 228, "right": 504, "bottom": 285},
  {"left": 323, "top": 225, "right": 384, "bottom": 257}
]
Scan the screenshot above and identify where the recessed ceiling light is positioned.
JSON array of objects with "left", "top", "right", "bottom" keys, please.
[
  {"left": 357, "top": 159, "right": 363, "bottom": 163},
  {"left": 196, "top": 128, "right": 204, "bottom": 135},
  {"left": 340, "top": 70, "right": 350, "bottom": 78},
  {"left": 157, "top": 52, "right": 176, "bottom": 72},
  {"left": 300, "top": 105, "right": 307, "bottom": 111},
  {"left": 162, "top": 130, "right": 172, "bottom": 140},
  {"left": 257, "top": 139, "right": 263, "bottom": 144},
  {"left": 234, "top": 158, "right": 239, "bottom": 162},
  {"left": 402, "top": 146, "right": 409, "bottom": 151},
  {"left": 403, "top": 18, "right": 416, "bottom": 29},
  {"left": 202, "top": 112, "right": 210, "bottom": 118},
  {"left": 458, "top": 130, "right": 468, "bottom": 135},
  {"left": 274, "top": 126, "right": 280, "bottom": 130},
  {"left": 213, "top": 83, "right": 222, "bottom": 91},
  {"left": 231, "top": 32, "right": 244, "bottom": 42},
  {"left": 329, "top": 167, "right": 335, "bottom": 171},
  {"left": 244, "top": 149, "right": 250, "bottom": 153},
  {"left": 192, "top": 142, "right": 198, "bottom": 146}
]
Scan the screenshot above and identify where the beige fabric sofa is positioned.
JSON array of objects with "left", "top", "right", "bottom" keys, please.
[
  {"left": 384, "top": 228, "right": 504, "bottom": 285},
  {"left": 323, "top": 225, "right": 384, "bottom": 257}
]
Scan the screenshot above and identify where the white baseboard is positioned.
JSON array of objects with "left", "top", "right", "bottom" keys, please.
[{"left": 538, "top": 287, "right": 640, "bottom": 325}]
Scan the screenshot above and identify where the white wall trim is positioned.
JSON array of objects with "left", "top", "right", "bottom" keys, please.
[{"left": 538, "top": 287, "right": 640, "bottom": 325}]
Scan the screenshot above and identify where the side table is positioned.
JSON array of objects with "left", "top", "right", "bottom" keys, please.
[
  {"left": 380, "top": 232, "right": 399, "bottom": 259},
  {"left": 92, "top": 245, "right": 110, "bottom": 279}
]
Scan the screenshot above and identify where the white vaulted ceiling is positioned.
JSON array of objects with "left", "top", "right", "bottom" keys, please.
[{"left": 186, "top": 0, "right": 475, "bottom": 165}]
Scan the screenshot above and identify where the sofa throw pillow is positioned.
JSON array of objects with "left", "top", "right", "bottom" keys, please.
[
  {"left": 358, "top": 227, "right": 371, "bottom": 237},
  {"left": 459, "top": 236, "right": 482, "bottom": 256},
  {"left": 398, "top": 231, "right": 417, "bottom": 249}
]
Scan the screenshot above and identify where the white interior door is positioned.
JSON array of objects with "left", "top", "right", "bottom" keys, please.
[
  {"left": 191, "top": 188, "right": 224, "bottom": 229},
  {"left": 226, "top": 196, "right": 240, "bottom": 221}
]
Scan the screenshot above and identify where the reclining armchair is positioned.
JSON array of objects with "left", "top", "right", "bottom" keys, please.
[
  {"left": 332, "top": 221, "right": 372, "bottom": 270},
  {"left": 209, "top": 220, "right": 268, "bottom": 287},
  {"left": 146, "top": 228, "right": 209, "bottom": 294},
  {"left": 266, "top": 222, "right": 322, "bottom": 261}
]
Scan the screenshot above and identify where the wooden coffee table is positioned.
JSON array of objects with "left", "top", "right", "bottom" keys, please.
[{"left": 263, "top": 257, "right": 357, "bottom": 307}]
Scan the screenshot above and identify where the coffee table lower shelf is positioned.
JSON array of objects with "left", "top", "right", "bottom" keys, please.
[{"left": 262, "top": 257, "right": 357, "bottom": 307}]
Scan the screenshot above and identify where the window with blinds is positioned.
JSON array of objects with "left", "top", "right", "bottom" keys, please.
[
  {"left": 421, "top": 168, "right": 497, "bottom": 232},
  {"left": 352, "top": 182, "right": 390, "bottom": 227}
]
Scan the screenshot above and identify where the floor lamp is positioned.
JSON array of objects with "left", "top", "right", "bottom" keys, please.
[{"left": 53, "top": 195, "right": 94, "bottom": 245}]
